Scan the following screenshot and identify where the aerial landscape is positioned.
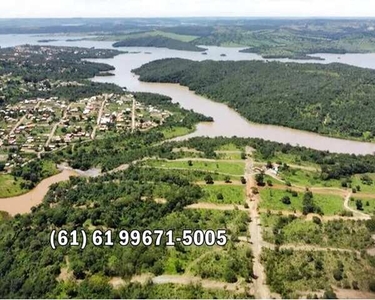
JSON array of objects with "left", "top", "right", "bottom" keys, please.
[{"left": 1, "top": 0, "right": 375, "bottom": 299}]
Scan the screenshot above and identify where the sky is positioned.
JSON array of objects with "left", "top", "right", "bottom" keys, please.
[{"left": 0, "top": 0, "right": 375, "bottom": 18}]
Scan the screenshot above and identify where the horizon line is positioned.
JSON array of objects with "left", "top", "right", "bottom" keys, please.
[{"left": 1, "top": 16, "right": 375, "bottom": 20}]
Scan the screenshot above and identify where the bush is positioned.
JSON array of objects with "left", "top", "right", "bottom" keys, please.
[
  {"left": 352, "top": 281, "right": 359, "bottom": 290},
  {"left": 356, "top": 199, "right": 363, "bottom": 211},
  {"left": 369, "top": 280, "right": 375, "bottom": 292},
  {"left": 312, "top": 216, "right": 322, "bottom": 225},
  {"left": 281, "top": 196, "right": 291, "bottom": 205},
  {"left": 323, "top": 287, "right": 337, "bottom": 299},
  {"left": 333, "top": 269, "right": 343, "bottom": 281},
  {"left": 217, "top": 193, "right": 224, "bottom": 200},
  {"left": 224, "top": 269, "right": 237, "bottom": 283}
]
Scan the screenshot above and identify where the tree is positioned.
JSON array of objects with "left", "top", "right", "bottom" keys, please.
[
  {"left": 0, "top": 162, "right": 5, "bottom": 172},
  {"left": 356, "top": 199, "right": 363, "bottom": 211},
  {"left": 224, "top": 175, "right": 231, "bottom": 183},
  {"left": 224, "top": 268, "right": 237, "bottom": 283},
  {"left": 217, "top": 193, "right": 224, "bottom": 200},
  {"left": 281, "top": 196, "right": 291, "bottom": 205},
  {"left": 333, "top": 269, "right": 343, "bottom": 281},
  {"left": 187, "top": 160, "right": 193, "bottom": 167},
  {"left": 365, "top": 218, "right": 375, "bottom": 232},
  {"left": 240, "top": 176, "right": 247, "bottom": 184},
  {"left": 323, "top": 287, "right": 337, "bottom": 299},
  {"left": 204, "top": 174, "right": 214, "bottom": 185},
  {"left": 255, "top": 173, "right": 265, "bottom": 186}
]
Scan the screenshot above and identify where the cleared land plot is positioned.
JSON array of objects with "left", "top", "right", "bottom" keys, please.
[
  {"left": 144, "top": 159, "right": 245, "bottom": 176},
  {"left": 200, "top": 185, "right": 246, "bottom": 205},
  {"left": 259, "top": 188, "right": 344, "bottom": 216},
  {"left": 261, "top": 213, "right": 374, "bottom": 250},
  {"left": 349, "top": 197, "right": 375, "bottom": 215},
  {"left": 262, "top": 248, "right": 375, "bottom": 299},
  {"left": 279, "top": 169, "right": 341, "bottom": 188},
  {"left": 351, "top": 173, "right": 375, "bottom": 194}
]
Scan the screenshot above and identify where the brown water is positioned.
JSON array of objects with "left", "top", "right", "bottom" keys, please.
[{"left": 0, "top": 170, "right": 77, "bottom": 216}]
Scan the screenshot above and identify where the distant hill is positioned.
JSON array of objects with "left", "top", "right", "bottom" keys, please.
[{"left": 113, "top": 36, "right": 206, "bottom": 52}]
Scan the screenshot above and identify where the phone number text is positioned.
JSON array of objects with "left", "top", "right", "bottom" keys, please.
[{"left": 50, "top": 229, "right": 228, "bottom": 249}]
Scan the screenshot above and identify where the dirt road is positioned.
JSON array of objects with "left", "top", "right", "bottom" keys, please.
[
  {"left": 245, "top": 146, "right": 271, "bottom": 299},
  {"left": 91, "top": 97, "right": 107, "bottom": 139}
]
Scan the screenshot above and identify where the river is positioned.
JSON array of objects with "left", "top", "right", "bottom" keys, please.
[{"left": 2, "top": 34, "right": 375, "bottom": 154}]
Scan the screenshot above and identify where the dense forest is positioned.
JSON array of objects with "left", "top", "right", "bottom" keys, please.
[
  {"left": 113, "top": 36, "right": 206, "bottom": 52},
  {"left": 134, "top": 58, "right": 375, "bottom": 140}
]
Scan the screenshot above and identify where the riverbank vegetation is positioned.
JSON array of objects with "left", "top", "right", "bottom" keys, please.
[
  {"left": 0, "top": 159, "right": 58, "bottom": 197},
  {"left": 134, "top": 58, "right": 375, "bottom": 141}
]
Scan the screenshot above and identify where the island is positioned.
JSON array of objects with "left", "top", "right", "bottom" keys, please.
[{"left": 113, "top": 36, "right": 206, "bottom": 52}]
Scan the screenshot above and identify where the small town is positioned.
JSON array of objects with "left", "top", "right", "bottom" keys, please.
[{"left": 0, "top": 93, "right": 171, "bottom": 171}]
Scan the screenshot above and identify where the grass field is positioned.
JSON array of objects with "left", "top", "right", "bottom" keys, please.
[
  {"left": 144, "top": 159, "right": 245, "bottom": 176},
  {"left": 349, "top": 197, "right": 375, "bottom": 215},
  {"left": 161, "top": 127, "right": 194, "bottom": 139},
  {"left": 279, "top": 169, "right": 342, "bottom": 188},
  {"left": 351, "top": 173, "right": 375, "bottom": 193},
  {"left": 259, "top": 188, "right": 344, "bottom": 215},
  {"left": 41, "top": 160, "right": 59, "bottom": 178},
  {"left": 215, "top": 152, "right": 243, "bottom": 160},
  {"left": 216, "top": 143, "right": 243, "bottom": 152},
  {"left": 200, "top": 185, "right": 246, "bottom": 204},
  {"left": 254, "top": 151, "right": 320, "bottom": 169},
  {"left": 0, "top": 174, "right": 27, "bottom": 198}
]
